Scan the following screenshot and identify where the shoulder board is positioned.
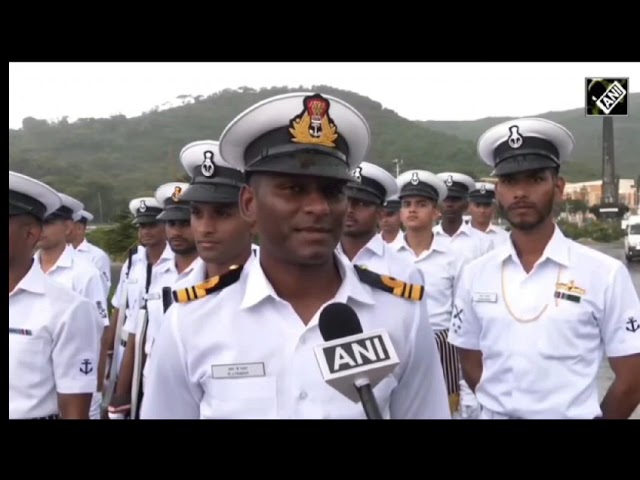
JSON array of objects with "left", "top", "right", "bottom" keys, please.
[
  {"left": 172, "top": 265, "right": 244, "bottom": 304},
  {"left": 354, "top": 265, "right": 423, "bottom": 301}
]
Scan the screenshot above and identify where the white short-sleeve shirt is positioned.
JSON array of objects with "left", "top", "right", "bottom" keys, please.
[
  {"left": 394, "top": 234, "right": 464, "bottom": 331},
  {"left": 35, "top": 244, "right": 109, "bottom": 331},
  {"left": 75, "top": 239, "right": 112, "bottom": 296},
  {"left": 9, "top": 261, "right": 100, "bottom": 419},
  {"left": 140, "top": 253, "right": 451, "bottom": 420},
  {"left": 448, "top": 225, "right": 640, "bottom": 419},
  {"left": 434, "top": 222, "right": 493, "bottom": 265}
]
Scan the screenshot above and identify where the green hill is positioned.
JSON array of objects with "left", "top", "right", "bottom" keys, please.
[
  {"left": 10, "top": 85, "right": 632, "bottom": 223},
  {"left": 419, "top": 92, "right": 640, "bottom": 181}
]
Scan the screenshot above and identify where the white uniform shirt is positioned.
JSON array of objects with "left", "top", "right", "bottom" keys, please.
[
  {"left": 337, "top": 234, "right": 424, "bottom": 286},
  {"left": 110, "top": 246, "right": 146, "bottom": 371},
  {"left": 394, "top": 234, "right": 464, "bottom": 331},
  {"left": 433, "top": 222, "right": 493, "bottom": 264},
  {"left": 140, "top": 253, "right": 450, "bottom": 420},
  {"left": 9, "top": 261, "right": 100, "bottom": 419},
  {"left": 378, "top": 231, "right": 405, "bottom": 251},
  {"left": 35, "top": 244, "right": 109, "bottom": 332},
  {"left": 75, "top": 238, "right": 111, "bottom": 296},
  {"left": 475, "top": 223, "right": 510, "bottom": 247},
  {"left": 124, "top": 245, "right": 199, "bottom": 357},
  {"left": 448, "top": 225, "right": 640, "bottom": 419}
]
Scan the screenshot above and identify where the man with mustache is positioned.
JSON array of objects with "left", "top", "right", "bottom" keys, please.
[
  {"left": 448, "top": 117, "right": 640, "bottom": 419},
  {"left": 378, "top": 195, "right": 404, "bottom": 249},
  {"left": 140, "top": 92, "right": 450, "bottom": 419},
  {"left": 393, "top": 169, "right": 465, "bottom": 416},
  {"left": 338, "top": 161, "right": 423, "bottom": 286},
  {"left": 467, "top": 182, "right": 509, "bottom": 246},
  {"left": 172, "top": 139, "right": 258, "bottom": 288},
  {"left": 10, "top": 171, "right": 100, "bottom": 420},
  {"left": 108, "top": 190, "right": 200, "bottom": 419}
]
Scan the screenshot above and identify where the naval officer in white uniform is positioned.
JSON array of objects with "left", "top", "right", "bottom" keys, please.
[
  {"left": 141, "top": 91, "right": 450, "bottom": 419},
  {"left": 33, "top": 192, "right": 109, "bottom": 419},
  {"left": 378, "top": 195, "right": 404, "bottom": 250},
  {"left": 392, "top": 169, "right": 465, "bottom": 415},
  {"left": 71, "top": 209, "right": 112, "bottom": 296},
  {"left": 448, "top": 117, "right": 640, "bottom": 419},
  {"left": 337, "top": 161, "right": 424, "bottom": 287},
  {"left": 171, "top": 139, "right": 258, "bottom": 290},
  {"left": 467, "top": 182, "right": 510, "bottom": 246},
  {"left": 10, "top": 171, "right": 100, "bottom": 419}
]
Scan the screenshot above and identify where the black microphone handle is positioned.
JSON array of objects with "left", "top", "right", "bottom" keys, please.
[{"left": 355, "top": 382, "right": 384, "bottom": 420}]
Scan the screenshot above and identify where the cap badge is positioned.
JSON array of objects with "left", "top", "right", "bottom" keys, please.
[
  {"left": 201, "top": 151, "right": 215, "bottom": 177},
  {"left": 410, "top": 172, "right": 420, "bottom": 185},
  {"left": 172, "top": 186, "right": 183, "bottom": 203},
  {"left": 139, "top": 200, "right": 147, "bottom": 213},
  {"left": 445, "top": 175, "right": 454, "bottom": 187},
  {"left": 507, "top": 125, "right": 523, "bottom": 149},
  {"left": 351, "top": 166, "right": 362, "bottom": 183},
  {"left": 289, "top": 93, "right": 338, "bottom": 148},
  {"left": 480, "top": 184, "right": 487, "bottom": 194}
]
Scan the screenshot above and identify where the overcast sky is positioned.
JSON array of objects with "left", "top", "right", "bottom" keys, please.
[{"left": 9, "top": 62, "right": 638, "bottom": 129}]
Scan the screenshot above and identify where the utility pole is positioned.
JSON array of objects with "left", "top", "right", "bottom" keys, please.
[{"left": 392, "top": 158, "right": 403, "bottom": 178}]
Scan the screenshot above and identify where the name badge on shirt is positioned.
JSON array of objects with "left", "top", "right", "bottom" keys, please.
[
  {"left": 143, "top": 292, "right": 162, "bottom": 301},
  {"left": 211, "top": 363, "right": 265, "bottom": 379},
  {"left": 472, "top": 292, "right": 498, "bottom": 303}
]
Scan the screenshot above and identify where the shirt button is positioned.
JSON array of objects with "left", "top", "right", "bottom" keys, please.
[{"left": 299, "top": 391, "right": 308, "bottom": 400}]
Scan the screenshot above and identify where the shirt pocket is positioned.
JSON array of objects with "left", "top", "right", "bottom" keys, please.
[
  {"left": 9, "top": 334, "right": 46, "bottom": 387},
  {"left": 202, "top": 376, "right": 278, "bottom": 419},
  {"left": 536, "top": 300, "right": 598, "bottom": 360}
]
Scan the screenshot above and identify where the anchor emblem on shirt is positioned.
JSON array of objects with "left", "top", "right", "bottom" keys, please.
[
  {"left": 80, "top": 359, "right": 93, "bottom": 375},
  {"left": 626, "top": 317, "right": 639, "bottom": 333}
]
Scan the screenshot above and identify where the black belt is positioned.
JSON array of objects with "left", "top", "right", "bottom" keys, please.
[{"left": 29, "top": 413, "right": 59, "bottom": 420}]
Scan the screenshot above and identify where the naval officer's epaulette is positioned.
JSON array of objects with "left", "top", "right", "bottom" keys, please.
[
  {"left": 353, "top": 265, "right": 424, "bottom": 301},
  {"left": 172, "top": 265, "right": 244, "bottom": 304}
]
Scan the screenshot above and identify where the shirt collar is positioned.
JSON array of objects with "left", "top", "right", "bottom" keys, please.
[
  {"left": 10, "top": 259, "right": 47, "bottom": 295},
  {"left": 240, "top": 252, "right": 375, "bottom": 310},
  {"left": 337, "top": 233, "right": 385, "bottom": 259},
  {"left": 76, "top": 239, "right": 90, "bottom": 252},
  {"left": 499, "top": 223, "right": 570, "bottom": 268}
]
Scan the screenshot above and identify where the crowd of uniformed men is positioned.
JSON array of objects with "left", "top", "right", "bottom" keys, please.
[{"left": 9, "top": 92, "right": 640, "bottom": 420}]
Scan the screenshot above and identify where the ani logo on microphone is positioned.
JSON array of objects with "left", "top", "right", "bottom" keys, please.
[{"left": 323, "top": 334, "right": 391, "bottom": 374}]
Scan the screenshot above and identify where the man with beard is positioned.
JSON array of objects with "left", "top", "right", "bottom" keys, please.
[
  {"left": 467, "top": 182, "right": 509, "bottom": 246},
  {"left": 34, "top": 192, "right": 109, "bottom": 420},
  {"left": 448, "top": 118, "right": 640, "bottom": 419},
  {"left": 378, "top": 195, "right": 404, "bottom": 249},
  {"left": 393, "top": 169, "right": 465, "bottom": 416},
  {"left": 108, "top": 195, "right": 180, "bottom": 419},
  {"left": 10, "top": 171, "right": 100, "bottom": 419},
  {"left": 337, "top": 161, "right": 423, "bottom": 286},
  {"left": 70, "top": 209, "right": 112, "bottom": 296},
  {"left": 140, "top": 92, "right": 450, "bottom": 419}
]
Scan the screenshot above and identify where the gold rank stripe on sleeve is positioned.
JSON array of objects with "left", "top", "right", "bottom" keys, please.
[
  {"left": 354, "top": 265, "right": 424, "bottom": 301},
  {"left": 173, "top": 265, "right": 244, "bottom": 304}
]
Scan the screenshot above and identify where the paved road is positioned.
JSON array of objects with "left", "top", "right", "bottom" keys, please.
[
  {"left": 587, "top": 242, "right": 639, "bottom": 419},
  {"left": 110, "top": 241, "right": 640, "bottom": 419}
]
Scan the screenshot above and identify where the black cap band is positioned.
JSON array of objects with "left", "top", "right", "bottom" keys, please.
[
  {"left": 494, "top": 136, "right": 559, "bottom": 169},
  {"left": 345, "top": 176, "right": 387, "bottom": 205},
  {"left": 399, "top": 182, "right": 439, "bottom": 202},
  {"left": 9, "top": 190, "right": 47, "bottom": 220},
  {"left": 384, "top": 199, "right": 401, "bottom": 212},
  {"left": 46, "top": 205, "right": 74, "bottom": 221}
]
